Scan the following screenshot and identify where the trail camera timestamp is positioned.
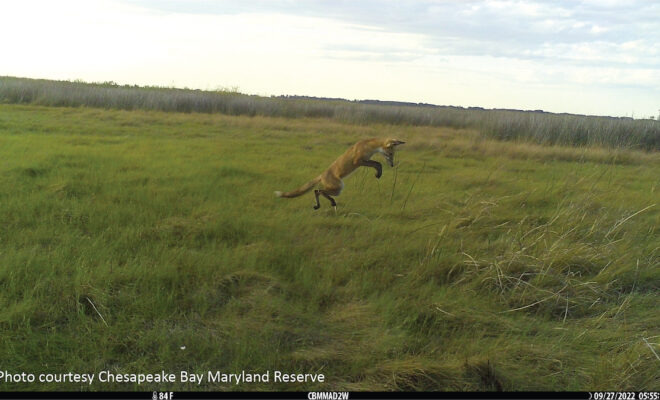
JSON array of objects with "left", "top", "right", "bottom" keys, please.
[{"left": 591, "top": 393, "right": 659, "bottom": 400}]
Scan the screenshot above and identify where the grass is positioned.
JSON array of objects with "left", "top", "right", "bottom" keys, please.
[
  {"left": 0, "top": 103, "right": 658, "bottom": 391},
  {"left": 2, "top": 76, "right": 660, "bottom": 151}
]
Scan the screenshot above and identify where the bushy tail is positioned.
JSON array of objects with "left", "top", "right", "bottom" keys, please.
[{"left": 275, "top": 175, "right": 321, "bottom": 198}]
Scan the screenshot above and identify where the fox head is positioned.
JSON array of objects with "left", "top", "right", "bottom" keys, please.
[{"left": 381, "top": 138, "right": 406, "bottom": 167}]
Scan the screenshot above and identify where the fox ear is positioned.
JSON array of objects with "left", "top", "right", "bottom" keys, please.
[{"left": 386, "top": 139, "right": 406, "bottom": 148}]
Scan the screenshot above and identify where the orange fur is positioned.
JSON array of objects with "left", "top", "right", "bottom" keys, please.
[{"left": 275, "top": 138, "right": 405, "bottom": 209}]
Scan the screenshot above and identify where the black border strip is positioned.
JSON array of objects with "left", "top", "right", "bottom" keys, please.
[{"left": 0, "top": 391, "right": 592, "bottom": 399}]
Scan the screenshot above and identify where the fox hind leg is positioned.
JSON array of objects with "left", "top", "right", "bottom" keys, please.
[
  {"left": 313, "top": 175, "right": 342, "bottom": 211},
  {"left": 313, "top": 189, "right": 337, "bottom": 210},
  {"left": 313, "top": 190, "right": 322, "bottom": 210},
  {"left": 320, "top": 191, "right": 337, "bottom": 208}
]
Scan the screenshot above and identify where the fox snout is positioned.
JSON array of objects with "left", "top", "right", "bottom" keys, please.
[{"left": 383, "top": 139, "right": 405, "bottom": 167}]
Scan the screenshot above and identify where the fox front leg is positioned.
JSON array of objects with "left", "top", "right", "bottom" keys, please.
[{"left": 359, "top": 160, "right": 383, "bottom": 179}]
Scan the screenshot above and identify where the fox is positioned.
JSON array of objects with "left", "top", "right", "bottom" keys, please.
[{"left": 274, "top": 137, "right": 406, "bottom": 210}]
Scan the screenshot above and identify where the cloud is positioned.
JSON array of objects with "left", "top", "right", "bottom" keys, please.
[
  {"left": 123, "top": 0, "right": 660, "bottom": 68},
  {"left": 3, "top": 0, "right": 658, "bottom": 116}
]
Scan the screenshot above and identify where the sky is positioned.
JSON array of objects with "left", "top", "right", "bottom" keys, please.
[{"left": 1, "top": 0, "right": 659, "bottom": 118}]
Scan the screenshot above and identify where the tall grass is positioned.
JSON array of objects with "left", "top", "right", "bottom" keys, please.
[{"left": 2, "top": 76, "right": 659, "bottom": 150}]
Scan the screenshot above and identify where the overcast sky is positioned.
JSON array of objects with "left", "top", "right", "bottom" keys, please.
[{"left": 2, "top": 0, "right": 659, "bottom": 117}]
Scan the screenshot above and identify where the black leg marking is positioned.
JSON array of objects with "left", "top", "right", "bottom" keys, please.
[
  {"left": 320, "top": 191, "right": 337, "bottom": 207},
  {"left": 360, "top": 160, "right": 382, "bottom": 178},
  {"left": 313, "top": 190, "right": 321, "bottom": 210}
]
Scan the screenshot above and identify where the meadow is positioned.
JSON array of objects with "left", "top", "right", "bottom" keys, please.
[{"left": 0, "top": 91, "right": 659, "bottom": 390}]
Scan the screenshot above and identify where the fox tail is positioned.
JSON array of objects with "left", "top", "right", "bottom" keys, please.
[{"left": 275, "top": 175, "right": 321, "bottom": 198}]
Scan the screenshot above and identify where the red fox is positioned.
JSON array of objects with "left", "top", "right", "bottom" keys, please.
[{"left": 275, "top": 138, "right": 405, "bottom": 209}]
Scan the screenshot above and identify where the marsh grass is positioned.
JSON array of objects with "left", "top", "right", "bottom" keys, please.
[
  {"left": 2, "top": 76, "right": 659, "bottom": 150},
  {"left": 0, "top": 104, "right": 658, "bottom": 391}
]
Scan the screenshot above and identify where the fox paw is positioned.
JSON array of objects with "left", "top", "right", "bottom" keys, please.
[{"left": 313, "top": 205, "right": 320, "bottom": 210}]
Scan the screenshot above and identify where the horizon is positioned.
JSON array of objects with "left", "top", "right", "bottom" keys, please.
[
  {"left": 2, "top": 1, "right": 659, "bottom": 119},
  {"left": 4, "top": 75, "right": 655, "bottom": 120}
]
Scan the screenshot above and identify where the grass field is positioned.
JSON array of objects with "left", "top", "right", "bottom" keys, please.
[{"left": 0, "top": 103, "right": 659, "bottom": 391}]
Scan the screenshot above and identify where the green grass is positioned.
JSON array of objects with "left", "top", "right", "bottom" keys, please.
[{"left": 0, "top": 104, "right": 658, "bottom": 391}]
